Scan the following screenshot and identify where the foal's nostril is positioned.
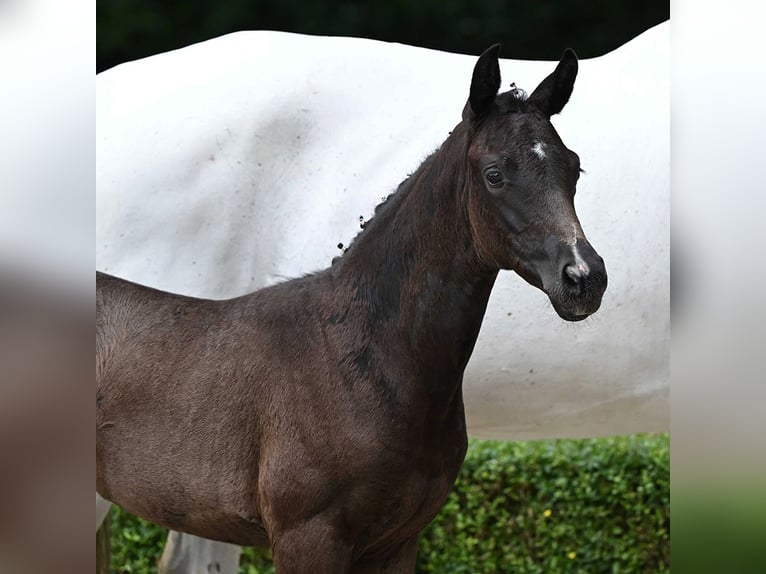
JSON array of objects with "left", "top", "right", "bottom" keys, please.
[
  {"left": 562, "top": 263, "right": 586, "bottom": 292},
  {"left": 565, "top": 265, "right": 582, "bottom": 283}
]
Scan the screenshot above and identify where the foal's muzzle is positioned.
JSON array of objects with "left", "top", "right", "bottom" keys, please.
[{"left": 545, "top": 239, "right": 607, "bottom": 321}]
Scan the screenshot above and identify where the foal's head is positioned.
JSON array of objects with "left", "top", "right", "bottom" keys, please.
[{"left": 461, "top": 45, "right": 607, "bottom": 321}]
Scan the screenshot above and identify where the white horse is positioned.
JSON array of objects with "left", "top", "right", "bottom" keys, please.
[{"left": 96, "top": 21, "right": 668, "bottom": 572}]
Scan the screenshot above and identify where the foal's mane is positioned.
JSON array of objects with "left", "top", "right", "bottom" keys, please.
[
  {"left": 341, "top": 154, "right": 435, "bottom": 255},
  {"left": 497, "top": 85, "right": 529, "bottom": 113}
]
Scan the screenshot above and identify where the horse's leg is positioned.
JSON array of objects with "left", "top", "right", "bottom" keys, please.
[
  {"left": 352, "top": 538, "right": 419, "bottom": 574},
  {"left": 158, "top": 532, "right": 241, "bottom": 574},
  {"left": 96, "top": 492, "right": 112, "bottom": 530},
  {"left": 271, "top": 519, "right": 352, "bottom": 574}
]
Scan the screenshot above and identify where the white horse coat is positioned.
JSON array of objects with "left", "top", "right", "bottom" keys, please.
[
  {"left": 97, "top": 22, "right": 668, "bottom": 441},
  {"left": 96, "top": 22, "right": 668, "bottom": 571}
]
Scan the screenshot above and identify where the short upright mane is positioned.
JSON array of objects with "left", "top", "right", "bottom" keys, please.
[{"left": 339, "top": 151, "right": 436, "bottom": 257}]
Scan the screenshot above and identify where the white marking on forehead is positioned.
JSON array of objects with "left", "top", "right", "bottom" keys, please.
[{"left": 531, "top": 141, "right": 547, "bottom": 160}]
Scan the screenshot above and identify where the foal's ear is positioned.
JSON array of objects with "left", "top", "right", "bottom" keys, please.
[
  {"left": 465, "top": 44, "right": 502, "bottom": 121},
  {"left": 528, "top": 48, "right": 578, "bottom": 117}
]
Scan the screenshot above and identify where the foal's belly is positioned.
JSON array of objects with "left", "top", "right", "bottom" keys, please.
[
  {"left": 97, "top": 387, "right": 270, "bottom": 546},
  {"left": 160, "top": 512, "right": 270, "bottom": 548},
  {"left": 97, "top": 433, "right": 269, "bottom": 546},
  {"left": 135, "top": 504, "right": 270, "bottom": 547}
]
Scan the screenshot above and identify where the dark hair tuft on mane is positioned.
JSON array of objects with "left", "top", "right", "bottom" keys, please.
[{"left": 496, "top": 85, "right": 531, "bottom": 114}]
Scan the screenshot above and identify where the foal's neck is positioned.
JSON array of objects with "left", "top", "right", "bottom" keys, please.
[{"left": 338, "top": 128, "right": 498, "bottom": 380}]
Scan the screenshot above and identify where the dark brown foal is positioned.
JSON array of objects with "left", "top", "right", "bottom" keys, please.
[{"left": 97, "top": 45, "right": 606, "bottom": 573}]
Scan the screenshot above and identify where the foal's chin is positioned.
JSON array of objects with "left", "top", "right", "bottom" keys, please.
[
  {"left": 552, "top": 305, "right": 592, "bottom": 322},
  {"left": 548, "top": 294, "right": 602, "bottom": 322}
]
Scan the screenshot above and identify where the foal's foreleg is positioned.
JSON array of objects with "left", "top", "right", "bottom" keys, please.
[
  {"left": 271, "top": 518, "right": 353, "bottom": 574},
  {"left": 352, "top": 538, "right": 419, "bottom": 574}
]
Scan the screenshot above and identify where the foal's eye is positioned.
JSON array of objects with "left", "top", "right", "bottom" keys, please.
[{"left": 485, "top": 169, "right": 504, "bottom": 187}]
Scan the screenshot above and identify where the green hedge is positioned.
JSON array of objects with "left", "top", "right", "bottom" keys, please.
[
  {"left": 109, "top": 434, "right": 669, "bottom": 573},
  {"left": 419, "top": 435, "right": 669, "bottom": 573}
]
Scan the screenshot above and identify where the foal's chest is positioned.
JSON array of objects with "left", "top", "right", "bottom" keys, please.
[{"left": 354, "top": 428, "right": 468, "bottom": 550}]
